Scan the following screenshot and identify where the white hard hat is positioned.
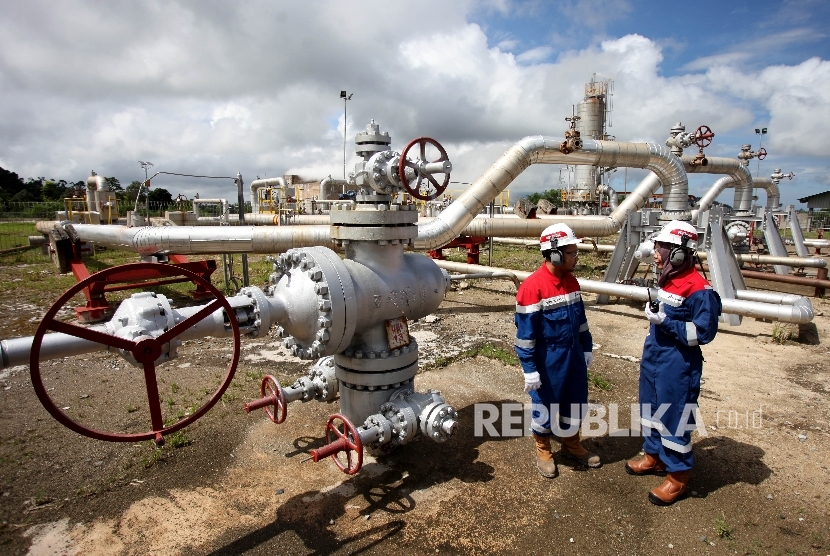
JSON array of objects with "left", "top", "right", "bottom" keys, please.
[
  {"left": 540, "top": 223, "right": 582, "bottom": 251},
  {"left": 654, "top": 220, "right": 698, "bottom": 250}
]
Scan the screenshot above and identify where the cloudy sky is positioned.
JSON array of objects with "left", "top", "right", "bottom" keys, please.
[{"left": 1, "top": 0, "right": 828, "bottom": 207}]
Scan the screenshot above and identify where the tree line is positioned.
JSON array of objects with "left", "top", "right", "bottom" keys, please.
[{"left": 0, "top": 166, "right": 174, "bottom": 207}]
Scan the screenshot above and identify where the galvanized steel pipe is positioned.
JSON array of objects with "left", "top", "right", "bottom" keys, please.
[
  {"left": 415, "top": 136, "right": 689, "bottom": 250},
  {"left": 250, "top": 176, "right": 286, "bottom": 214},
  {"left": 433, "top": 260, "right": 814, "bottom": 324}
]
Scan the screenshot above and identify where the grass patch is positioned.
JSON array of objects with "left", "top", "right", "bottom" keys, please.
[
  {"left": 167, "top": 430, "right": 191, "bottom": 449},
  {"left": 771, "top": 322, "right": 795, "bottom": 344},
  {"left": 588, "top": 372, "right": 613, "bottom": 391},
  {"left": 716, "top": 513, "right": 734, "bottom": 540},
  {"left": 425, "top": 341, "right": 519, "bottom": 370}
]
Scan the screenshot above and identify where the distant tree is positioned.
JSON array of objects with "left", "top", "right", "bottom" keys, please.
[
  {"left": 42, "top": 179, "right": 70, "bottom": 201},
  {"left": 0, "top": 166, "right": 24, "bottom": 202},
  {"left": 105, "top": 177, "right": 124, "bottom": 196},
  {"left": 147, "top": 187, "right": 174, "bottom": 207},
  {"left": 528, "top": 188, "right": 561, "bottom": 206},
  {"left": 124, "top": 180, "right": 144, "bottom": 206}
]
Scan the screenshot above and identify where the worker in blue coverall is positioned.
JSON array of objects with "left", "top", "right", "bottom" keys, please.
[
  {"left": 515, "top": 223, "right": 600, "bottom": 478},
  {"left": 625, "top": 220, "right": 722, "bottom": 505}
]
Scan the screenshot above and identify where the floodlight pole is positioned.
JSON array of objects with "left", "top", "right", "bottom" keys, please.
[{"left": 340, "top": 91, "right": 353, "bottom": 180}]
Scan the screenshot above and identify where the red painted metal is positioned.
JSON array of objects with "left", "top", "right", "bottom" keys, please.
[
  {"left": 398, "top": 137, "right": 450, "bottom": 200},
  {"left": 429, "top": 235, "right": 487, "bottom": 264},
  {"left": 72, "top": 256, "right": 217, "bottom": 322},
  {"left": 244, "top": 375, "right": 287, "bottom": 424},
  {"left": 309, "top": 413, "right": 363, "bottom": 474},
  {"left": 29, "top": 262, "right": 241, "bottom": 444}
]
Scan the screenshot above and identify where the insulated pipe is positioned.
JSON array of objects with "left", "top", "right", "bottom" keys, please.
[
  {"left": 192, "top": 198, "right": 229, "bottom": 222},
  {"left": 457, "top": 172, "right": 663, "bottom": 240},
  {"left": 320, "top": 175, "right": 348, "bottom": 199},
  {"left": 803, "top": 239, "right": 830, "bottom": 248},
  {"left": 250, "top": 177, "right": 286, "bottom": 214},
  {"left": 681, "top": 155, "right": 753, "bottom": 214},
  {"left": 433, "top": 260, "right": 814, "bottom": 324},
  {"left": 415, "top": 136, "right": 689, "bottom": 250},
  {"left": 66, "top": 224, "right": 334, "bottom": 254},
  {"left": 693, "top": 177, "right": 781, "bottom": 223},
  {"left": 597, "top": 184, "right": 619, "bottom": 210},
  {"left": 86, "top": 173, "right": 108, "bottom": 213}
]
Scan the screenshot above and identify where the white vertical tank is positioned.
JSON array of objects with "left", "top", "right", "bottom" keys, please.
[{"left": 570, "top": 77, "right": 610, "bottom": 204}]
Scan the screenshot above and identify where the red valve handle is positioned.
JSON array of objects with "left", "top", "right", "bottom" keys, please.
[
  {"left": 398, "top": 137, "right": 451, "bottom": 201},
  {"left": 757, "top": 147, "right": 767, "bottom": 160},
  {"left": 693, "top": 125, "right": 715, "bottom": 148},
  {"left": 29, "top": 262, "right": 240, "bottom": 444},
  {"left": 787, "top": 173, "right": 793, "bottom": 180},
  {"left": 309, "top": 413, "right": 363, "bottom": 474},
  {"left": 244, "top": 374, "right": 287, "bottom": 424}
]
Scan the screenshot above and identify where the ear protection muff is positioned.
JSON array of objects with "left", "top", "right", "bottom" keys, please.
[
  {"left": 548, "top": 237, "right": 564, "bottom": 266},
  {"left": 668, "top": 235, "right": 690, "bottom": 266}
]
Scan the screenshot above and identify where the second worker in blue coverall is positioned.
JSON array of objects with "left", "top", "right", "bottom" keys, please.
[{"left": 625, "top": 220, "right": 722, "bottom": 505}]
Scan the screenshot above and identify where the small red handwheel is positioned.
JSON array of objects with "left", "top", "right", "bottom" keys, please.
[
  {"left": 398, "top": 137, "right": 451, "bottom": 201},
  {"left": 693, "top": 125, "right": 715, "bottom": 148},
  {"left": 309, "top": 413, "right": 363, "bottom": 474},
  {"left": 757, "top": 147, "right": 767, "bottom": 160},
  {"left": 29, "top": 262, "right": 240, "bottom": 444},
  {"left": 787, "top": 173, "right": 793, "bottom": 180},
  {"left": 244, "top": 375, "right": 287, "bottom": 424}
]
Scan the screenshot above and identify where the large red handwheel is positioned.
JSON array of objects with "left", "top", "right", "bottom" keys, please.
[
  {"left": 398, "top": 137, "right": 451, "bottom": 201},
  {"left": 244, "top": 374, "right": 287, "bottom": 424},
  {"left": 29, "top": 262, "right": 240, "bottom": 444},
  {"left": 757, "top": 147, "right": 767, "bottom": 160},
  {"left": 693, "top": 125, "right": 715, "bottom": 148},
  {"left": 309, "top": 413, "right": 363, "bottom": 474}
]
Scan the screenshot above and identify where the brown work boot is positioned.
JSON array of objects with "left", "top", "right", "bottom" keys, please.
[
  {"left": 625, "top": 452, "right": 667, "bottom": 476},
  {"left": 534, "top": 434, "right": 558, "bottom": 478},
  {"left": 648, "top": 471, "right": 690, "bottom": 506},
  {"left": 559, "top": 433, "right": 602, "bottom": 468}
]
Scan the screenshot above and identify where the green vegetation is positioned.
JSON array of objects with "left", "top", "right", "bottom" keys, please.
[
  {"left": 426, "top": 342, "right": 519, "bottom": 370},
  {"left": 588, "top": 372, "right": 612, "bottom": 391},
  {"left": 771, "top": 322, "right": 796, "bottom": 344},
  {"left": 527, "top": 188, "right": 562, "bottom": 206},
  {"left": 716, "top": 513, "right": 734, "bottom": 540}
]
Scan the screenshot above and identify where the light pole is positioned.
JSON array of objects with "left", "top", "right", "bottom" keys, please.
[
  {"left": 754, "top": 127, "right": 767, "bottom": 176},
  {"left": 340, "top": 90, "right": 353, "bottom": 180},
  {"left": 138, "top": 161, "right": 153, "bottom": 220}
]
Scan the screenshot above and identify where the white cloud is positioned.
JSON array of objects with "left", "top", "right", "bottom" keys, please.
[{"left": 0, "top": 1, "right": 827, "bottom": 206}]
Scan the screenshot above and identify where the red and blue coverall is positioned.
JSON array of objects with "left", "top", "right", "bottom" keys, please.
[
  {"left": 515, "top": 264, "right": 592, "bottom": 436},
  {"left": 640, "top": 267, "right": 721, "bottom": 471}
]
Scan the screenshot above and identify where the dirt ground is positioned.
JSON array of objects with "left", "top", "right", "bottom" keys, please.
[{"left": 1, "top": 252, "right": 829, "bottom": 555}]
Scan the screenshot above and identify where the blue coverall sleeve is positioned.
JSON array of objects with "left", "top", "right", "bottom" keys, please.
[
  {"left": 515, "top": 295, "right": 541, "bottom": 375},
  {"left": 578, "top": 299, "right": 593, "bottom": 353},
  {"left": 658, "top": 290, "right": 722, "bottom": 347}
]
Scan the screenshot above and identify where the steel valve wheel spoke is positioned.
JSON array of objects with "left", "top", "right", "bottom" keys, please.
[
  {"left": 47, "top": 319, "right": 137, "bottom": 352},
  {"left": 399, "top": 137, "right": 451, "bottom": 201},
  {"left": 155, "top": 297, "right": 225, "bottom": 347},
  {"left": 29, "top": 262, "right": 241, "bottom": 444}
]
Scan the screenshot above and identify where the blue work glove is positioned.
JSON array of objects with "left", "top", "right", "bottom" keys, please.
[
  {"left": 584, "top": 352, "right": 594, "bottom": 368},
  {"left": 523, "top": 371, "right": 542, "bottom": 393},
  {"left": 644, "top": 301, "right": 666, "bottom": 325}
]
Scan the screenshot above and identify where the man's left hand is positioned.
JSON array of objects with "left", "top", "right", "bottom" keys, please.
[{"left": 584, "top": 352, "right": 593, "bottom": 368}]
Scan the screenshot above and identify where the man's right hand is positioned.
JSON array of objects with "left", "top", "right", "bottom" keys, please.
[{"left": 524, "top": 371, "right": 542, "bottom": 393}]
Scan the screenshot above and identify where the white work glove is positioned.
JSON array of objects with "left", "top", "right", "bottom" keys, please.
[
  {"left": 523, "top": 371, "right": 542, "bottom": 393},
  {"left": 584, "top": 352, "right": 593, "bottom": 368},
  {"left": 645, "top": 301, "right": 666, "bottom": 325}
]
